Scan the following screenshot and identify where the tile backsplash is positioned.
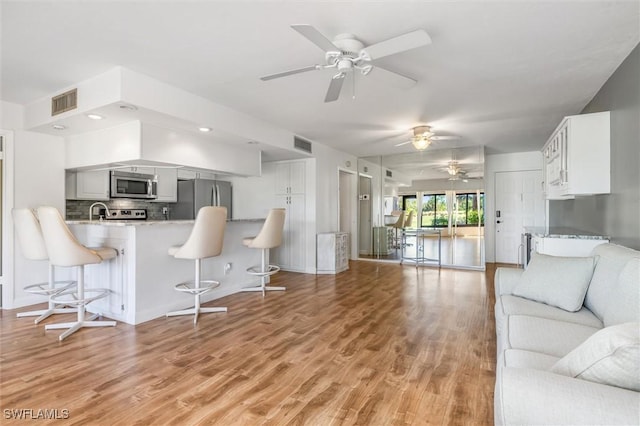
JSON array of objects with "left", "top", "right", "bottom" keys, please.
[{"left": 66, "top": 199, "right": 176, "bottom": 221}]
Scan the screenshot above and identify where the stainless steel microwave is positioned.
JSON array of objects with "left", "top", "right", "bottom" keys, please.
[{"left": 110, "top": 170, "right": 157, "bottom": 199}]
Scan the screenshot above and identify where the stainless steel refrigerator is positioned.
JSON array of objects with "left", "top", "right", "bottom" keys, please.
[{"left": 173, "top": 179, "right": 232, "bottom": 220}]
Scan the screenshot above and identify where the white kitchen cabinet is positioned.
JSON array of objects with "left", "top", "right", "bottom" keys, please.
[
  {"left": 543, "top": 111, "right": 610, "bottom": 200},
  {"left": 317, "top": 232, "right": 349, "bottom": 274},
  {"left": 177, "top": 169, "right": 216, "bottom": 180},
  {"left": 66, "top": 170, "right": 110, "bottom": 200},
  {"left": 533, "top": 236, "right": 609, "bottom": 257},
  {"left": 152, "top": 168, "right": 178, "bottom": 203},
  {"left": 275, "top": 161, "right": 305, "bottom": 195},
  {"left": 270, "top": 160, "right": 307, "bottom": 272}
]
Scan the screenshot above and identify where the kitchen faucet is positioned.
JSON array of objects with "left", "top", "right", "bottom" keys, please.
[{"left": 89, "top": 202, "right": 111, "bottom": 221}]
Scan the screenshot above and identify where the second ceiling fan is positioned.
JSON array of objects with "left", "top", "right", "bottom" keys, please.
[
  {"left": 394, "top": 126, "right": 460, "bottom": 150},
  {"left": 261, "top": 25, "right": 432, "bottom": 102}
]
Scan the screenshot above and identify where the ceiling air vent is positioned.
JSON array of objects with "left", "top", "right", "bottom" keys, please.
[
  {"left": 386, "top": 170, "right": 393, "bottom": 178},
  {"left": 294, "top": 136, "right": 312, "bottom": 154},
  {"left": 51, "top": 89, "right": 77, "bottom": 116}
]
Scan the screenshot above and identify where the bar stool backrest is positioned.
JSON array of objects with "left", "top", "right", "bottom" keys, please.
[
  {"left": 36, "top": 206, "right": 102, "bottom": 267},
  {"left": 392, "top": 211, "right": 405, "bottom": 229},
  {"left": 249, "top": 208, "right": 286, "bottom": 249},
  {"left": 173, "top": 206, "right": 227, "bottom": 259},
  {"left": 12, "top": 208, "right": 48, "bottom": 261},
  {"left": 404, "top": 211, "right": 414, "bottom": 228}
]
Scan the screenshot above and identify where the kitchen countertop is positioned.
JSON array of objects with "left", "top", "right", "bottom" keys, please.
[
  {"left": 66, "top": 218, "right": 265, "bottom": 226},
  {"left": 524, "top": 227, "right": 609, "bottom": 240}
]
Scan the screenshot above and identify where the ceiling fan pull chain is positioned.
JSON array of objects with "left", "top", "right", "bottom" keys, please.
[{"left": 352, "top": 73, "right": 356, "bottom": 100}]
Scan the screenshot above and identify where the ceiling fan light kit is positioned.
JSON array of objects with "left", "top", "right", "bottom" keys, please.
[
  {"left": 260, "top": 24, "right": 431, "bottom": 102},
  {"left": 411, "top": 136, "right": 431, "bottom": 150}
]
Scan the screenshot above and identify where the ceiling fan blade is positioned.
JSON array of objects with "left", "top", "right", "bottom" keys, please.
[
  {"left": 324, "top": 73, "right": 345, "bottom": 102},
  {"left": 291, "top": 24, "right": 339, "bottom": 52},
  {"left": 260, "top": 65, "right": 319, "bottom": 81},
  {"left": 431, "top": 135, "right": 461, "bottom": 141},
  {"left": 394, "top": 140, "right": 411, "bottom": 147},
  {"left": 361, "top": 29, "right": 431, "bottom": 61},
  {"left": 370, "top": 65, "right": 416, "bottom": 89}
]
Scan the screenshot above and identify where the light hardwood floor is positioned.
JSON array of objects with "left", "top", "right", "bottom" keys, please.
[{"left": 1, "top": 262, "right": 498, "bottom": 425}]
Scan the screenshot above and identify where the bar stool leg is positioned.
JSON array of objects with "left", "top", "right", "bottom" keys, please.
[
  {"left": 45, "top": 265, "right": 116, "bottom": 341},
  {"left": 241, "top": 248, "right": 285, "bottom": 295},
  {"left": 17, "top": 264, "right": 77, "bottom": 323},
  {"left": 166, "top": 259, "right": 227, "bottom": 324}
]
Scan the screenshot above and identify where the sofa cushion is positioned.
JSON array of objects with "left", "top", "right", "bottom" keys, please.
[
  {"left": 586, "top": 244, "right": 640, "bottom": 320},
  {"left": 497, "top": 295, "right": 603, "bottom": 328},
  {"left": 506, "top": 315, "right": 600, "bottom": 357},
  {"left": 513, "top": 253, "right": 597, "bottom": 312},
  {"left": 551, "top": 322, "right": 640, "bottom": 392},
  {"left": 602, "top": 258, "right": 640, "bottom": 327},
  {"left": 502, "top": 349, "right": 559, "bottom": 370},
  {"left": 495, "top": 368, "right": 640, "bottom": 426}
]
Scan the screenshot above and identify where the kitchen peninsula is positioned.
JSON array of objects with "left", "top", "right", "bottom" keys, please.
[{"left": 66, "top": 218, "right": 265, "bottom": 324}]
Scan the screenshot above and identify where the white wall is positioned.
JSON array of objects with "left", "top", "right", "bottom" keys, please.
[
  {"left": 1, "top": 101, "right": 67, "bottom": 308},
  {"left": 313, "top": 143, "right": 357, "bottom": 233},
  {"left": 141, "top": 123, "right": 261, "bottom": 176},
  {"left": 66, "top": 121, "right": 141, "bottom": 168},
  {"left": 485, "top": 151, "right": 543, "bottom": 262}
]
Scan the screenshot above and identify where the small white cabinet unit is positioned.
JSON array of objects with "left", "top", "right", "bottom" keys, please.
[
  {"left": 153, "top": 168, "right": 178, "bottom": 203},
  {"left": 317, "top": 232, "right": 349, "bottom": 274},
  {"left": 533, "top": 236, "right": 609, "bottom": 257},
  {"left": 66, "top": 170, "right": 110, "bottom": 200},
  {"left": 543, "top": 111, "right": 610, "bottom": 200}
]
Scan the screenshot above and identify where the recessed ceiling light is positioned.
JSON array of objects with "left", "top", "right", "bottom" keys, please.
[
  {"left": 198, "top": 127, "right": 212, "bottom": 132},
  {"left": 118, "top": 104, "right": 137, "bottom": 111},
  {"left": 247, "top": 141, "right": 259, "bottom": 145},
  {"left": 86, "top": 113, "right": 104, "bottom": 120},
  {"left": 52, "top": 124, "right": 66, "bottom": 130}
]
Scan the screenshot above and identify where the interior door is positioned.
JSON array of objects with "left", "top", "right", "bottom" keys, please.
[{"left": 495, "top": 170, "right": 544, "bottom": 264}]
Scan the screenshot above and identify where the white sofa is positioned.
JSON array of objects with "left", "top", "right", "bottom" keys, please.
[{"left": 494, "top": 243, "right": 640, "bottom": 425}]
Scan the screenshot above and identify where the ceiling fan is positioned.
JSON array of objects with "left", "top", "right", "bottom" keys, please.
[
  {"left": 394, "top": 126, "right": 460, "bottom": 150},
  {"left": 260, "top": 25, "right": 432, "bottom": 102},
  {"left": 444, "top": 161, "right": 481, "bottom": 182}
]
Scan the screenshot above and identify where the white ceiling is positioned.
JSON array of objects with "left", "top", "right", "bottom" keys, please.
[{"left": 2, "top": 1, "right": 638, "bottom": 162}]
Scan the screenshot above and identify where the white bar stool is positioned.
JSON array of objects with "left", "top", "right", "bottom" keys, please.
[
  {"left": 241, "top": 208, "right": 286, "bottom": 296},
  {"left": 167, "top": 206, "right": 228, "bottom": 324},
  {"left": 36, "top": 206, "right": 117, "bottom": 341},
  {"left": 12, "top": 208, "right": 76, "bottom": 324}
]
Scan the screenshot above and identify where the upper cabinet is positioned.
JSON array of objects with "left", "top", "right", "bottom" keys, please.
[
  {"left": 543, "top": 111, "right": 610, "bottom": 200},
  {"left": 153, "top": 168, "right": 178, "bottom": 203},
  {"left": 275, "top": 161, "right": 305, "bottom": 195},
  {"left": 66, "top": 170, "right": 110, "bottom": 200}
]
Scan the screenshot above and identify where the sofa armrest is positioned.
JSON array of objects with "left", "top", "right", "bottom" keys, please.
[
  {"left": 494, "top": 267, "right": 524, "bottom": 298},
  {"left": 495, "top": 368, "right": 640, "bottom": 425}
]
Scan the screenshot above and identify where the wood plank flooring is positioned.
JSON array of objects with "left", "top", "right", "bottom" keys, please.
[{"left": 1, "top": 261, "right": 497, "bottom": 425}]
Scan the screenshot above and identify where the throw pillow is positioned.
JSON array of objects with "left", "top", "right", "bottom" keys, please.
[
  {"left": 513, "top": 252, "right": 597, "bottom": 312},
  {"left": 551, "top": 322, "right": 640, "bottom": 391}
]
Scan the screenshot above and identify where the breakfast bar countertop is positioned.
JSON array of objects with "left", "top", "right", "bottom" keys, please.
[
  {"left": 66, "top": 218, "right": 266, "bottom": 226},
  {"left": 524, "top": 226, "right": 609, "bottom": 240}
]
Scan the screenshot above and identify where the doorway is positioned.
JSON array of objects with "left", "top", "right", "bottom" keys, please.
[{"left": 495, "top": 170, "right": 545, "bottom": 264}]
